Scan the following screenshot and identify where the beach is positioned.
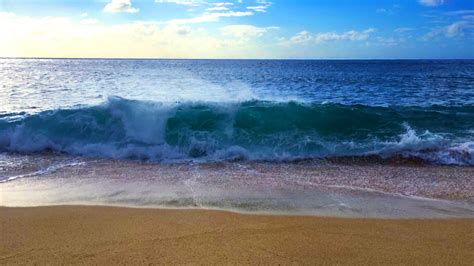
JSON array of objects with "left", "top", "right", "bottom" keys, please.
[
  {"left": 1, "top": 206, "right": 473, "bottom": 265},
  {"left": 1, "top": 59, "right": 474, "bottom": 265},
  {"left": 1, "top": 151, "right": 473, "bottom": 265}
]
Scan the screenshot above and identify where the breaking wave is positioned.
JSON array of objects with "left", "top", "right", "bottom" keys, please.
[{"left": 1, "top": 97, "right": 473, "bottom": 164}]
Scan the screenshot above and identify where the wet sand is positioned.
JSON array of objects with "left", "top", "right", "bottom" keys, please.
[
  {"left": 1, "top": 206, "right": 473, "bottom": 265},
  {"left": 2, "top": 154, "right": 474, "bottom": 218}
]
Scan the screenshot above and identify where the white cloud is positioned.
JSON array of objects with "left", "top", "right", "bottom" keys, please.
[
  {"left": 422, "top": 8, "right": 474, "bottom": 40},
  {"left": 154, "top": 0, "right": 272, "bottom": 25},
  {"left": 424, "top": 21, "right": 474, "bottom": 38},
  {"left": 155, "top": 0, "right": 205, "bottom": 6},
  {"left": 80, "top": 18, "right": 101, "bottom": 25},
  {"left": 287, "top": 31, "right": 312, "bottom": 44},
  {"left": 206, "top": 2, "right": 234, "bottom": 11},
  {"left": 246, "top": 5, "right": 268, "bottom": 13},
  {"left": 282, "top": 28, "right": 375, "bottom": 45},
  {"left": 104, "top": 0, "right": 139, "bottom": 13},
  {"left": 0, "top": 12, "right": 272, "bottom": 58},
  {"left": 168, "top": 11, "right": 253, "bottom": 24},
  {"left": 444, "top": 21, "right": 469, "bottom": 37},
  {"left": 418, "top": 0, "right": 445, "bottom": 7},
  {"left": 375, "top": 5, "right": 400, "bottom": 15},
  {"left": 213, "top": 2, "right": 234, "bottom": 6},
  {"left": 207, "top": 6, "right": 229, "bottom": 11},
  {"left": 394, "top": 27, "right": 415, "bottom": 33},
  {"left": 247, "top": 0, "right": 272, "bottom": 13},
  {"left": 220, "top": 24, "right": 278, "bottom": 40}
]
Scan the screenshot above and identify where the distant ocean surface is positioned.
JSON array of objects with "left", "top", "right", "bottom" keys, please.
[{"left": 1, "top": 59, "right": 473, "bottom": 164}]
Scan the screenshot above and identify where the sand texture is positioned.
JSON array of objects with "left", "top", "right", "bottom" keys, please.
[{"left": 1, "top": 206, "right": 473, "bottom": 265}]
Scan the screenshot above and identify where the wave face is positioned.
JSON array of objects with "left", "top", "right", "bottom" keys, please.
[{"left": 1, "top": 97, "right": 474, "bottom": 164}]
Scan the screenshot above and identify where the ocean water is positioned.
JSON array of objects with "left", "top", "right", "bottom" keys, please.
[
  {"left": 1, "top": 59, "right": 474, "bottom": 164},
  {"left": 1, "top": 59, "right": 474, "bottom": 217}
]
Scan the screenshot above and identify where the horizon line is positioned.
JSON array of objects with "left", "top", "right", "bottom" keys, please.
[{"left": 1, "top": 57, "right": 473, "bottom": 61}]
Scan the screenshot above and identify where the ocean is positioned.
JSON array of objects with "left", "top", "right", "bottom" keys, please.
[{"left": 1, "top": 59, "right": 473, "bottom": 217}]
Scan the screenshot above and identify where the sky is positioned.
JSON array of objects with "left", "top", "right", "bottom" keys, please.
[{"left": 0, "top": 0, "right": 473, "bottom": 59}]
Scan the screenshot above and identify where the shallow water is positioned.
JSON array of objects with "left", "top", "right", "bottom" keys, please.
[{"left": 1, "top": 153, "right": 473, "bottom": 218}]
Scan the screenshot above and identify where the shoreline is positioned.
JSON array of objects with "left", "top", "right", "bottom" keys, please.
[
  {"left": 1, "top": 206, "right": 473, "bottom": 264},
  {"left": 2, "top": 153, "right": 474, "bottom": 218},
  {"left": 0, "top": 201, "right": 468, "bottom": 219}
]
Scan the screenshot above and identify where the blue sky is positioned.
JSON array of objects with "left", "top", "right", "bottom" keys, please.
[{"left": 0, "top": 0, "right": 473, "bottom": 58}]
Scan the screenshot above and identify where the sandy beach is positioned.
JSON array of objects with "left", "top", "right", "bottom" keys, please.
[{"left": 1, "top": 206, "right": 472, "bottom": 265}]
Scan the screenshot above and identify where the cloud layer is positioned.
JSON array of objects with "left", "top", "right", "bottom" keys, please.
[{"left": 282, "top": 29, "right": 375, "bottom": 46}]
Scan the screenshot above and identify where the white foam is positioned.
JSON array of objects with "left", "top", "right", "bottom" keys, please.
[{"left": 0, "top": 161, "right": 85, "bottom": 183}]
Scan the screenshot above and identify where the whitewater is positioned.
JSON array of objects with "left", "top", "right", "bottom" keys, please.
[{"left": 1, "top": 97, "right": 474, "bottom": 164}]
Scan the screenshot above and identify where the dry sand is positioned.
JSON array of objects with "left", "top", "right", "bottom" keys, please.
[{"left": 0, "top": 206, "right": 473, "bottom": 265}]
